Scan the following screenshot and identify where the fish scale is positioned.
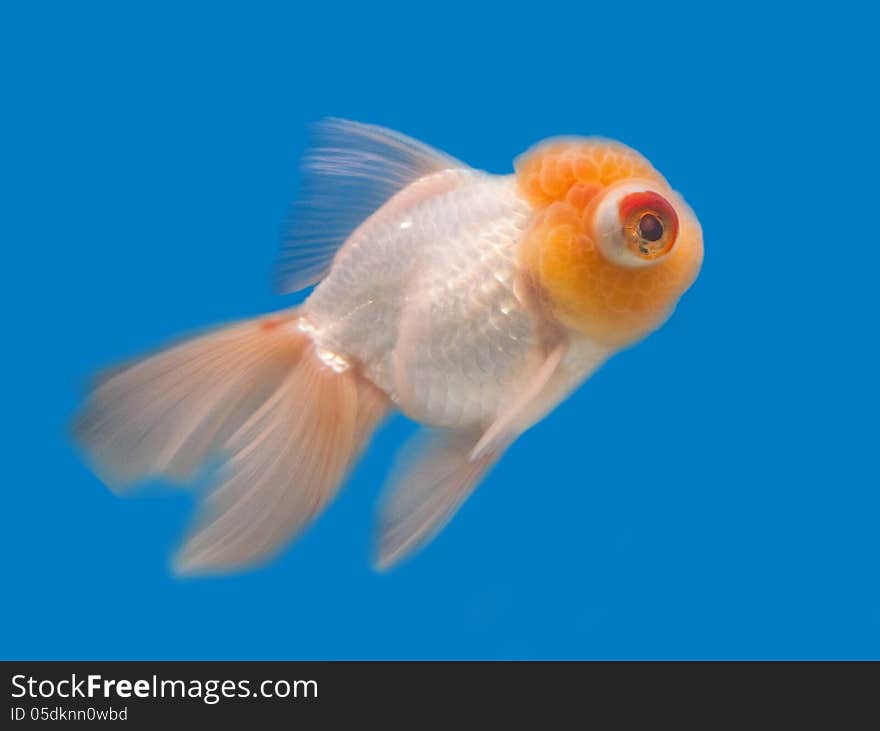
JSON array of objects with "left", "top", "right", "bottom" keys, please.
[{"left": 306, "top": 170, "right": 535, "bottom": 428}]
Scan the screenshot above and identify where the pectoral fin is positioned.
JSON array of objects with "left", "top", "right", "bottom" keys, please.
[{"left": 470, "top": 341, "right": 568, "bottom": 461}]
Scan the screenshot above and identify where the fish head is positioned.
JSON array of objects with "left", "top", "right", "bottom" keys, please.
[{"left": 515, "top": 139, "right": 703, "bottom": 348}]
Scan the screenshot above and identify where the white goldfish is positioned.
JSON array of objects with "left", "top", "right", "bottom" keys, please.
[{"left": 74, "top": 119, "right": 703, "bottom": 573}]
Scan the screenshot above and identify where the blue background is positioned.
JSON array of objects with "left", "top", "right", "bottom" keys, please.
[{"left": 2, "top": 2, "right": 878, "bottom": 659}]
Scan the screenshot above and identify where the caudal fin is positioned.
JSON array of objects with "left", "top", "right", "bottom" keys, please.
[{"left": 73, "top": 310, "right": 388, "bottom": 574}]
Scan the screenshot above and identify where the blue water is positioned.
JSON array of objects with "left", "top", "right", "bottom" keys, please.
[{"left": 2, "top": 2, "right": 878, "bottom": 659}]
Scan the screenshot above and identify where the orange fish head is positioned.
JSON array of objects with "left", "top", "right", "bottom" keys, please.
[{"left": 515, "top": 138, "right": 703, "bottom": 348}]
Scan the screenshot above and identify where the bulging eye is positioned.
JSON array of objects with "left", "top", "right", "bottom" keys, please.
[
  {"left": 619, "top": 190, "right": 678, "bottom": 260},
  {"left": 594, "top": 182, "right": 680, "bottom": 267}
]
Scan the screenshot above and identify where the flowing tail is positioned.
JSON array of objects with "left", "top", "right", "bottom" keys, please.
[{"left": 72, "top": 308, "right": 388, "bottom": 574}]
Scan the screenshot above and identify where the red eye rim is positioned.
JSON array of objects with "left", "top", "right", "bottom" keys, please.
[{"left": 618, "top": 190, "right": 679, "bottom": 259}]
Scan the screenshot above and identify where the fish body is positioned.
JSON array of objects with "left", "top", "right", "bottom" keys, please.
[
  {"left": 305, "top": 169, "right": 604, "bottom": 431},
  {"left": 74, "top": 120, "right": 702, "bottom": 573},
  {"left": 306, "top": 169, "right": 534, "bottom": 428}
]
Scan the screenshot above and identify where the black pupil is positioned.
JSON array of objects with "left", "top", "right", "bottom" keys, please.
[{"left": 638, "top": 213, "right": 664, "bottom": 242}]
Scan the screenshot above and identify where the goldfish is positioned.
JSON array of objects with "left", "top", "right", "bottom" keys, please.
[{"left": 74, "top": 119, "right": 703, "bottom": 574}]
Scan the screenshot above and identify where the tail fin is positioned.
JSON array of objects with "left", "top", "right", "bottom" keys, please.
[{"left": 72, "top": 309, "right": 388, "bottom": 574}]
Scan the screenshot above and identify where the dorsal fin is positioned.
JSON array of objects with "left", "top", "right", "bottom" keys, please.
[{"left": 276, "top": 118, "right": 467, "bottom": 294}]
